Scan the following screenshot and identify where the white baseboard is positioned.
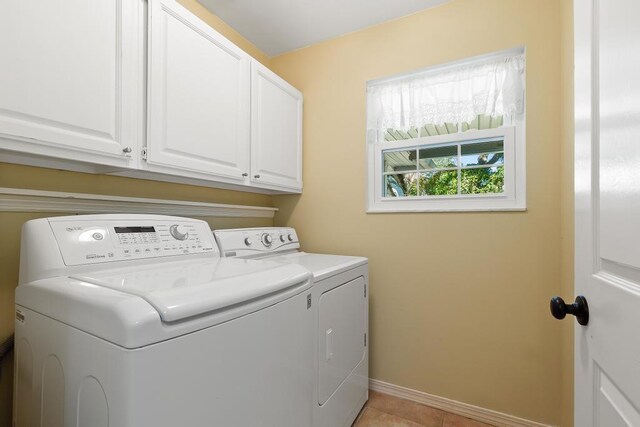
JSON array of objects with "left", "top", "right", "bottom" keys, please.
[{"left": 369, "top": 379, "right": 554, "bottom": 427}]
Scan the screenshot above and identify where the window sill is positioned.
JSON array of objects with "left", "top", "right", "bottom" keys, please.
[
  {"left": 366, "top": 207, "right": 527, "bottom": 213},
  {"left": 366, "top": 198, "right": 527, "bottom": 213}
]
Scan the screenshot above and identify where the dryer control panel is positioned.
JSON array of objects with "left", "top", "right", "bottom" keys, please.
[
  {"left": 49, "top": 217, "right": 217, "bottom": 266},
  {"left": 214, "top": 227, "right": 300, "bottom": 258}
]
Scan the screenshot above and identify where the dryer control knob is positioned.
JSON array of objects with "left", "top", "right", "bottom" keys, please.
[
  {"left": 262, "top": 233, "right": 273, "bottom": 246},
  {"left": 288, "top": 233, "right": 294, "bottom": 242},
  {"left": 169, "top": 224, "right": 189, "bottom": 241},
  {"left": 244, "top": 237, "right": 252, "bottom": 246},
  {"left": 280, "top": 235, "right": 286, "bottom": 243}
]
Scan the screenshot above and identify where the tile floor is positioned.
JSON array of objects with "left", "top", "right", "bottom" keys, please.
[{"left": 353, "top": 391, "right": 495, "bottom": 427}]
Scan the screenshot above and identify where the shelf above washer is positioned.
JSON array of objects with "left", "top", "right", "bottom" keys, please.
[{"left": 0, "top": 187, "right": 277, "bottom": 219}]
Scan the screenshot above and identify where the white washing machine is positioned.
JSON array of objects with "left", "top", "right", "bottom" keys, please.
[
  {"left": 214, "top": 227, "right": 369, "bottom": 427},
  {"left": 14, "top": 214, "right": 315, "bottom": 427}
]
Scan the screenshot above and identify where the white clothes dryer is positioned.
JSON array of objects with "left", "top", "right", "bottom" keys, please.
[
  {"left": 14, "top": 215, "right": 315, "bottom": 427},
  {"left": 214, "top": 227, "right": 369, "bottom": 427}
]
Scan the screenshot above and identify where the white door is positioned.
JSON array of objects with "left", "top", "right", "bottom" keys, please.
[
  {"left": 251, "top": 61, "right": 303, "bottom": 191},
  {"left": 0, "top": 0, "right": 141, "bottom": 167},
  {"left": 572, "top": 1, "right": 640, "bottom": 426},
  {"left": 147, "top": 0, "right": 250, "bottom": 181}
]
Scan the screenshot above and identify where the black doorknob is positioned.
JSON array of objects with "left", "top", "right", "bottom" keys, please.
[{"left": 550, "top": 295, "right": 589, "bottom": 326}]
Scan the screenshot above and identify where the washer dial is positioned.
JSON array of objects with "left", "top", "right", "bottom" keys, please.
[{"left": 169, "top": 224, "right": 189, "bottom": 241}]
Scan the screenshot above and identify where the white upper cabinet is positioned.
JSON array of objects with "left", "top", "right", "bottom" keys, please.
[
  {"left": 0, "top": 0, "right": 303, "bottom": 193},
  {"left": 0, "top": 0, "right": 141, "bottom": 168},
  {"left": 251, "top": 61, "right": 303, "bottom": 191},
  {"left": 145, "top": 0, "right": 250, "bottom": 182}
]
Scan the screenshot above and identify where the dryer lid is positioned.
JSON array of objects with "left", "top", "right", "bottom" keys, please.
[
  {"left": 267, "top": 252, "right": 367, "bottom": 281},
  {"left": 72, "top": 258, "right": 311, "bottom": 322}
]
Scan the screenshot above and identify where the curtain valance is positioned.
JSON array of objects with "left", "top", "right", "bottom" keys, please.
[{"left": 367, "top": 53, "right": 525, "bottom": 133}]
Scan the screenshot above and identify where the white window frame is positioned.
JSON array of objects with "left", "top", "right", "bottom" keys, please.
[
  {"left": 367, "top": 120, "right": 526, "bottom": 213},
  {"left": 366, "top": 49, "right": 527, "bottom": 213}
]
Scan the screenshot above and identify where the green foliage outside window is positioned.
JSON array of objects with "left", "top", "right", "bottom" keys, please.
[
  {"left": 384, "top": 155, "right": 504, "bottom": 197},
  {"left": 460, "top": 167, "right": 504, "bottom": 194},
  {"left": 382, "top": 115, "right": 507, "bottom": 198}
]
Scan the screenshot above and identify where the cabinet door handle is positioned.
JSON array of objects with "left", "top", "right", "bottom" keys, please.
[
  {"left": 254, "top": 174, "right": 260, "bottom": 179},
  {"left": 122, "top": 147, "right": 132, "bottom": 154},
  {"left": 242, "top": 173, "right": 248, "bottom": 177}
]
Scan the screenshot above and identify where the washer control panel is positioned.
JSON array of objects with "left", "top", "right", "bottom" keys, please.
[
  {"left": 50, "top": 218, "right": 217, "bottom": 266},
  {"left": 214, "top": 227, "right": 299, "bottom": 258}
]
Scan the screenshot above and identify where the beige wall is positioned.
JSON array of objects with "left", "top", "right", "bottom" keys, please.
[
  {"left": 0, "top": 2, "right": 273, "bottom": 425},
  {"left": 271, "top": 0, "right": 566, "bottom": 424},
  {"left": 560, "top": 0, "right": 575, "bottom": 426}
]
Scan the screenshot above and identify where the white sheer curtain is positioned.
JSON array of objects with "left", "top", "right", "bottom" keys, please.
[{"left": 367, "top": 53, "right": 525, "bottom": 135}]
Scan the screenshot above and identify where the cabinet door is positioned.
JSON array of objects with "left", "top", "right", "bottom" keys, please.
[
  {"left": 251, "top": 61, "right": 303, "bottom": 191},
  {"left": 0, "top": 0, "right": 141, "bottom": 167},
  {"left": 147, "top": 0, "right": 250, "bottom": 181}
]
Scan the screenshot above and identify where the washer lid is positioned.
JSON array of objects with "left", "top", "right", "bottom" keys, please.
[{"left": 72, "top": 258, "right": 311, "bottom": 322}]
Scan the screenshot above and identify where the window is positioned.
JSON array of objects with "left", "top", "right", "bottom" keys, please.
[{"left": 366, "top": 49, "right": 526, "bottom": 212}]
